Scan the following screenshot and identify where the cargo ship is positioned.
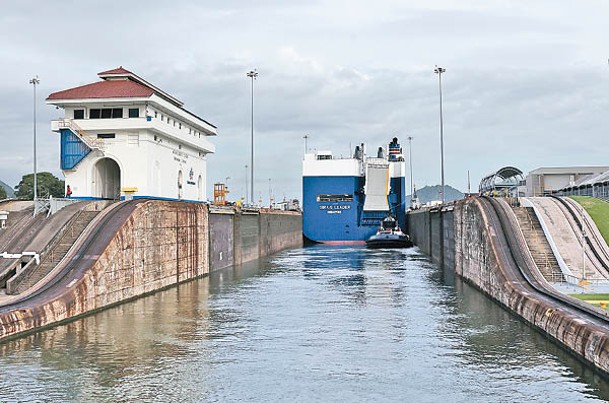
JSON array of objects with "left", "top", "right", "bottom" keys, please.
[{"left": 302, "top": 137, "right": 406, "bottom": 244}]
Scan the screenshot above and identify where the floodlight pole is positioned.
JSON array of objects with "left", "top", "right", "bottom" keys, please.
[
  {"left": 245, "top": 164, "right": 248, "bottom": 205},
  {"left": 407, "top": 136, "right": 414, "bottom": 198},
  {"left": 246, "top": 70, "right": 258, "bottom": 205},
  {"left": 434, "top": 65, "right": 446, "bottom": 204},
  {"left": 29, "top": 76, "right": 40, "bottom": 216},
  {"left": 268, "top": 178, "right": 272, "bottom": 207}
]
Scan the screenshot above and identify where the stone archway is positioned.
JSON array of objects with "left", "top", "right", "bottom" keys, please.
[{"left": 93, "top": 158, "right": 121, "bottom": 199}]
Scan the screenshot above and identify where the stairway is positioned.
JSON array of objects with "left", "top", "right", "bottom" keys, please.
[
  {"left": 512, "top": 207, "right": 564, "bottom": 282},
  {"left": 12, "top": 210, "right": 100, "bottom": 294}
]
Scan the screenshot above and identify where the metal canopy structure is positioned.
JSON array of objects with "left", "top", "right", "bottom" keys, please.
[{"left": 479, "top": 166, "right": 524, "bottom": 194}]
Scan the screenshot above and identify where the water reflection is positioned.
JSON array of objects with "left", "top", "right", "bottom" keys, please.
[{"left": 0, "top": 245, "right": 607, "bottom": 401}]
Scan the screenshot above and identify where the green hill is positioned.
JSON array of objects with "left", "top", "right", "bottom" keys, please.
[{"left": 407, "top": 185, "right": 464, "bottom": 205}]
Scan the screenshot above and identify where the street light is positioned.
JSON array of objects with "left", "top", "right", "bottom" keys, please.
[
  {"left": 434, "top": 65, "right": 446, "bottom": 204},
  {"left": 246, "top": 69, "right": 258, "bottom": 205},
  {"left": 29, "top": 76, "right": 40, "bottom": 216},
  {"left": 303, "top": 134, "right": 309, "bottom": 156},
  {"left": 268, "top": 178, "right": 272, "bottom": 207},
  {"left": 407, "top": 136, "right": 414, "bottom": 199},
  {"left": 244, "top": 165, "right": 248, "bottom": 205}
]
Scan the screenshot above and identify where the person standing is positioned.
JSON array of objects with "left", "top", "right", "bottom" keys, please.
[{"left": 66, "top": 185, "right": 72, "bottom": 198}]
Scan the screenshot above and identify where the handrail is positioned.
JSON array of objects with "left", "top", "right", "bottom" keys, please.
[
  {"left": 481, "top": 196, "right": 609, "bottom": 323},
  {"left": 520, "top": 198, "right": 573, "bottom": 280},
  {"left": 56, "top": 118, "right": 104, "bottom": 151},
  {"left": 551, "top": 195, "right": 609, "bottom": 279},
  {"left": 0, "top": 200, "right": 141, "bottom": 310}
]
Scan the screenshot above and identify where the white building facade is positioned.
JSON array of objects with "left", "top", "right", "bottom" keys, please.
[
  {"left": 525, "top": 166, "right": 609, "bottom": 196},
  {"left": 46, "top": 67, "right": 216, "bottom": 201}
]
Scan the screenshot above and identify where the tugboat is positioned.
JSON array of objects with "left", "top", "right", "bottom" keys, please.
[{"left": 365, "top": 216, "right": 413, "bottom": 249}]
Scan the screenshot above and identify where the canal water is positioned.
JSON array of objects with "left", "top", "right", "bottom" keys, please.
[{"left": 1, "top": 245, "right": 609, "bottom": 402}]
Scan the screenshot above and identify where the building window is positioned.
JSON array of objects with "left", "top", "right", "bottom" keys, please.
[
  {"left": 90, "top": 108, "right": 123, "bottom": 119},
  {"left": 74, "top": 109, "right": 84, "bottom": 120},
  {"left": 178, "top": 144, "right": 182, "bottom": 149},
  {"left": 154, "top": 111, "right": 158, "bottom": 118},
  {"left": 189, "top": 128, "right": 191, "bottom": 134},
  {"left": 161, "top": 115, "right": 164, "bottom": 121},
  {"left": 128, "top": 108, "right": 139, "bottom": 118},
  {"left": 179, "top": 123, "right": 182, "bottom": 129},
  {"left": 97, "top": 133, "right": 116, "bottom": 139}
]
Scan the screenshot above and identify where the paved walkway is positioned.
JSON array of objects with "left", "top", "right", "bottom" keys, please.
[{"left": 528, "top": 197, "right": 609, "bottom": 289}]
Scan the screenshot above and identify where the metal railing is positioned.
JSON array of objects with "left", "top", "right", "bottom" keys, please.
[
  {"left": 56, "top": 118, "right": 105, "bottom": 151},
  {"left": 522, "top": 206, "right": 563, "bottom": 280}
]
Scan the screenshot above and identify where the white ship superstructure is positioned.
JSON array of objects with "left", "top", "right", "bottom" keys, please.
[{"left": 46, "top": 67, "right": 216, "bottom": 201}]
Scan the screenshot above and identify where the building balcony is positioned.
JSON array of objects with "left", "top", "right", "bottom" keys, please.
[{"left": 51, "top": 117, "right": 215, "bottom": 154}]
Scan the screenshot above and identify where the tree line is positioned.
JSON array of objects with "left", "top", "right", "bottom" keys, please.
[{"left": 0, "top": 172, "right": 65, "bottom": 200}]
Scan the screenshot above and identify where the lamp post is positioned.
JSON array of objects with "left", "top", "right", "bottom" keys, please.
[
  {"left": 268, "top": 178, "right": 272, "bottom": 208},
  {"left": 244, "top": 165, "right": 248, "bottom": 205},
  {"left": 29, "top": 76, "right": 40, "bottom": 216},
  {"left": 303, "top": 134, "right": 309, "bottom": 156},
  {"left": 434, "top": 65, "right": 446, "bottom": 204},
  {"left": 246, "top": 69, "right": 258, "bottom": 205},
  {"left": 225, "top": 176, "right": 230, "bottom": 201},
  {"left": 407, "top": 136, "right": 414, "bottom": 199}
]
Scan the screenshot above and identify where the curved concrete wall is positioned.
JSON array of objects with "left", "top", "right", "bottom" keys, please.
[
  {"left": 0, "top": 201, "right": 302, "bottom": 341},
  {"left": 409, "top": 199, "right": 609, "bottom": 375}
]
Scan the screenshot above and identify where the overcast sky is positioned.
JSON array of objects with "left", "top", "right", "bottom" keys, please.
[{"left": 1, "top": 0, "right": 608, "bottom": 202}]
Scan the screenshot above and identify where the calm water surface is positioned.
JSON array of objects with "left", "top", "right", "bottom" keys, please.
[{"left": 1, "top": 245, "right": 609, "bottom": 402}]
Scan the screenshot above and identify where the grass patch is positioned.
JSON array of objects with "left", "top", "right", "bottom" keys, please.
[
  {"left": 570, "top": 293, "right": 609, "bottom": 310},
  {"left": 568, "top": 196, "right": 609, "bottom": 245},
  {"left": 569, "top": 293, "right": 609, "bottom": 301}
]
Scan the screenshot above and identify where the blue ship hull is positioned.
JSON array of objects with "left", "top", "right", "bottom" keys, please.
[{"left": 302, "top": 175, "right": 406, "bottom": 243}]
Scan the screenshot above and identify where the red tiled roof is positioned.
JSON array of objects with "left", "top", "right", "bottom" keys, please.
[
  {"left": 98, "top": 66, "right": 133, "bottom": 76},
  {"left": 47, "top": 80, "right": 154, "bottom": 100}
]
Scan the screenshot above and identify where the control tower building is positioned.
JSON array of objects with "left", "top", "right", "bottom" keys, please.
[{"left": 46, "top": 67, "right": 216, "bottom": 201}]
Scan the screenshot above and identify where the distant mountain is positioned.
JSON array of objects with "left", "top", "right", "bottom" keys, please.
[
  {"left": 407, "top": 185, "right": 464, "bottom": 205},
  {"left": 0, "top": 179, "right": 15, "bottom": 198}
]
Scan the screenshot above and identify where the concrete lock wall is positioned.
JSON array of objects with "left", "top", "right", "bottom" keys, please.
[
  {"left": 407, "top": 208, "right": 455, "bottom": 269},
  {"left": 453, "top": 199, "right": 609, "bottom": 374},
  {"left": 408, "top": 199, "right": 609, "bottom": 375},
  {"left": 239, "top": 213, "right": 261, "bottom": 264},
  {"left": 407, "top": 209, "right": 431, "bottom": 255},
  {"left": 0, "top": 201, "right": 302, "bottom": 341},
  {"left": 259, "top": 209, "right": 303, "bottom": 258},
  {"left": 208, "top": 208, "right": 303, "bottom": 272},
  {"left": 209, "top": 212, "right": 235, "bottom": 271}
]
